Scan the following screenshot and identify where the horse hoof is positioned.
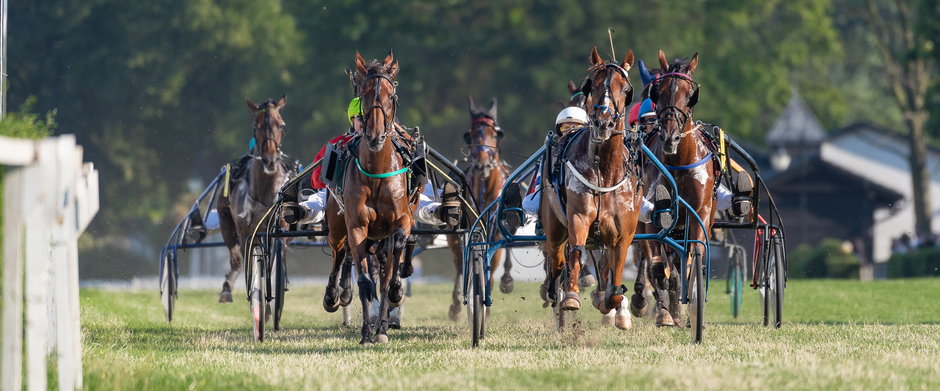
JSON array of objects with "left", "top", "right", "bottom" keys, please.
[
  {"left": 579, "top": 274, "right": 596, "bottom": 288},
  {"left": 500, "top": 274, "right": 514, "bottom": 294},
  {"left": 389, "top": 286, "right": 405, "bottom": 306},
  {"left": 374, "top": 334, "right": 389, "bottom": 344},
  {"left": 615, "top": 314, "right": 633, "bottom": 330},
  {"left": 399, "top": 263, "right": 414, "bottom": 279},
  {"left": 218, "top": 291, "right": 233, "bottom": 303},
  {"left": 339, "top": 290, "right": 353, "bottom": 306},
  {"left": 591, "top": 290, "right": 604, "bottom": 311},
  {"left": 540, "top": 283, "right": 551, "bottom": 308},
  {"left": 322, "top": 295, "right": 341, "bottom": 313},
  {"left": 600, "top": 310, "right": 616, "bottom": 326},
  {"left": 448, "top": 304, "right": 461, "bottom": 321},
  {"left": 359, "top": 338, "right": 374, "bottom": 346},
  {"left": 655, "top": 308, "right": 676, "bottom": 327},
  {"left": 629, "top": 293, "right": 649, "bottom": 318},
  {"left": 561, "top": 292, "right": 581, "bottom": 311}
]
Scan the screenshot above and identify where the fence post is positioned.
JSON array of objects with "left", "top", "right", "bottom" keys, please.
[{"left": 2, "top": 165, "right": 26, "bottom": 391}]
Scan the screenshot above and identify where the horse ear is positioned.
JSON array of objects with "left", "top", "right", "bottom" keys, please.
[
  {"left": 621, "top": 49, "right": 634, "bottom": 72},
  {"left": 568, "top": 80, "right": 578, "bottom": 95},
  {"left": 276, "top": 94, "right": 286, "bottom": 110},
  {"left": 590, "top": 46, "right": 604, "bottom": 66},
  {"left": 467, "top": 95, "right": 477, "bottom": 114},
  {"left": 488, "top": 98, "right": 497, "bottom": 119},
  {"left": 246, "top": 98, "right": 258, "bottom": 113},
  {"left": 383, "top": 50, "right": 399, "bottom": 78},
  {"left": 658, "top": 49, "right": 669, "bottom": 71},
  {"left": 688, "top": 52, "right": 699, "bottom": 76},
  {"left": 355, "top": 51, "right": 368, "bottom": 76}
]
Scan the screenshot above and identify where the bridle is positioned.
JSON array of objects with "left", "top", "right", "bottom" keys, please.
[
  {"left": 580, "top": 62, "right": 634, "bottom": 136},
  {"left": 360, "top": 72, "right": 399, "bottom": 142},
  {"left": 251, "top": 103, "right": 285, "bottom": 162},
  {"left": 463, "top": 116, "right": 503, "bottom": 173},
  {"left": 652, "top": 72, "right": 700, "bottom": 142}
]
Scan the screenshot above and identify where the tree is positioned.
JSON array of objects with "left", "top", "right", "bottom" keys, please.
[{"left": 863, "top": 0, "right": 936, "bottom": 239}]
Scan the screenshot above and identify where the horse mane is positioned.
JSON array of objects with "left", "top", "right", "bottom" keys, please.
[{"left": 666, "top": 58, "right": 693, "bottom": 74}]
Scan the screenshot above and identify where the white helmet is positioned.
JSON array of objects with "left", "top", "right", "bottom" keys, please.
[{"left": 555, "top": 107, "right": 589, "bottom": 126}]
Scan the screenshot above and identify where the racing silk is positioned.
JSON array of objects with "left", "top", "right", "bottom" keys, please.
[{"left": 311, "top": 134, "right": 355, "bottom": 189}]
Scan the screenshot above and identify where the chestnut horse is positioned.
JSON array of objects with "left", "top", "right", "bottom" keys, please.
[
  {"left": 325, "top": 52, "right": 417, "bottom": 344},
  {"left": 633, "top": 50, "right": 715, "bottom": 327},
  {"left": 217, "top": 97, "right": 289, "bottom": 304},
  {"left": 541, "top": 47, "right": 640, "bottom": 330},
  {"left": 445, "top": 95, "right": 512, "bottom": 321}
]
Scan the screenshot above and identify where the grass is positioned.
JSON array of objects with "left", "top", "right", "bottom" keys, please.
[{"left": 81, "top": 279, "right": 940, "bottom": 390}]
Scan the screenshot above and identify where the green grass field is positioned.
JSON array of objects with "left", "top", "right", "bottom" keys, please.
[{"left": 81, "top": 279, "right": 940, "bottom": 390}]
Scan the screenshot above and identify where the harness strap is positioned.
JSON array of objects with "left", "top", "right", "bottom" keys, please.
[
  {"left": 663, "top": 152, "right": 713, "bottom": 171},
  {"left": 565, "top": 161, "right": 630, "bottom": 193},
  {"left": 355, "top": 158, "right": 409, "bottom": 178},
  {"left": 223, "top": 163, "right": 231, "bottom": 197}
]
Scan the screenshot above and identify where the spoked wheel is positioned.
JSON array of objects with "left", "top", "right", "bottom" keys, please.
[
  {"left": 763, "top": 235, "right": 785, "bottom": 328},
  {"left": 729, "top": 248, "right": 744, "bottom": 319},
  {"left": 160, "top": 250, "right": 177, "bottom": 323},
  {"left": 271, "top": 239, "right": 287, "bottom": 331},
  {"left": 249, "top": 245, "right": 267, "bottom": 342},
  {"left": 689, "top": 251, "right": 705, "bottom": 344},
  {"left": 552, "top": 267, "right": 572, "bottom": 331},
  {"left": 466, "top": 230, "right": 487, "bottom": 348}
]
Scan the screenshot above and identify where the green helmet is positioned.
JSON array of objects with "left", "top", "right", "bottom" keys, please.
[{"left": 347, "top": 97, "right": 362, "bottom": 124}]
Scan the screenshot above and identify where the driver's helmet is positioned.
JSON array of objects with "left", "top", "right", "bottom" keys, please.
[{"left": 555, "top": 106, "right": 589, "bottom": 126}]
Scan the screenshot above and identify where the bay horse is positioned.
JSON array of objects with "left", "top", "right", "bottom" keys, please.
[
  {"left": 445, "top": 95, "right": 513, "bottom": 321},
  {"left": 633, "top": 50, "right": 715, "bottom": 327},
  {"left": 541, "top": 47, "right": 640, "bottom": 330},
  {"left": 325, "top": 51, "right": 417, "bottom": 344},
  {"left": 217, "top": 97, "right": 289, "bottom": 303}
]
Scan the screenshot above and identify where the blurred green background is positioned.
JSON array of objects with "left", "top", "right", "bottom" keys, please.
[{"left": 6, "top": 0, "right": 938, "bottom": 279}]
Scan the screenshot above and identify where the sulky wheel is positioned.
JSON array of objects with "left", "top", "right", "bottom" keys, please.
[
  {"left": 552, "top": 266, "right": 572, "bottom": 331},
  {"left": 763, "top": 235, "right": 785, "bottom": 328},
  {"left": 466, "top": 229, "right": 487, "bottom": 348},
  {"left": 689, "top": 251, "right": 705, "bottom": 344},
  {"left": 249, "top": 244, "right": 267, "bottom": 342},
  {"left": 160, "top": 250, "right": 178, "bottom": 323},
  {"left": 729, "top": 248, "right": 744, "bottom": 319},
  {"left": 271, "top": 239, "right": 287, "bottom": 331}
]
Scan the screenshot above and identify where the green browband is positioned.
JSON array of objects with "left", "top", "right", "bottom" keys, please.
[{"left": 355, "top": 158, "right": 409, "bottom": 178}]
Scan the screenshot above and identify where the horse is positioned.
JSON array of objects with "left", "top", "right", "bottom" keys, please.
[
  {"left": 445, "top": 95, "right": 513, "bottom": 321},
  {"left": 324, "top": 51, "right": 418, "bottom": 344},
  {"left": 217, "top": 97, "right": 289, "bottom": 304},
  {"left": 632, "top": 50, "right": 716, "bottom": 327},
  {"left": 541, "top": 47, "right": 640, "bottom": 330}
]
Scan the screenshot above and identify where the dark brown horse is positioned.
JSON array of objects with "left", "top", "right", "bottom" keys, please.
[
  {"left": 325, "top": 51, "right": 417, "bottom": 344},
  {"left": 445, "top": 95, "right": 513, "bottom": 321},
  {"left": 217, "top": 97, "right": 289, "bottom": 303},
  {"left": 541, "top": 47, "right": 640, "bottom": 330},
  {"left": 634, "top": 50, "right": 716, "bottom": 327}
]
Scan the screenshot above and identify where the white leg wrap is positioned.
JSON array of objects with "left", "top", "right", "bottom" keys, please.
[
  {"left": 639, "top": 197, "right": 653, "bottom": 223},
  {"left": 298, "top": 189, "right": 327, "bottom": 224},
  {"left": 716, "top": 184, "right": 733, "bottom": 211}
]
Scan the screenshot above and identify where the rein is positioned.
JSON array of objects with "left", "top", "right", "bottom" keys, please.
[
  {"left": 663, "top": 152, "right": 712, "bottom": 171},
  {"left": 355, "top": 157, "right": 409, "bottom": 178}
]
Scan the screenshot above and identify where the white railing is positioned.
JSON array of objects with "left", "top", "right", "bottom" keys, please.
[{"left": 1, "top": 134, "right": 99, "bottom": 391}]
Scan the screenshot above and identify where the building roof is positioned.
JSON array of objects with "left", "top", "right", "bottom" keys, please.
[
  {"left": 767, "top": 155, "right": 904, "bottom": 207},
  {"left": 766, "top": 91, "right": 827, "bottom": 146}
]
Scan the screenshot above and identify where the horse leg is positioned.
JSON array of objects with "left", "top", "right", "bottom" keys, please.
[
  {"left": 376, "top": 228, "right": 408, "bottom": 343},
  {"left": 651, "top": 245, "right": 676, "bottom": 327},
  {"left": 348, "top": 227, "right": 376, "bottom": 345},
  {"left": 323, "top": 245, "right": 346, "bottom": 313},
  {"left": 447, "top": 234, "right": 463, "bottom": 321},
  {"left": 630, "top": 239, "right": 652, "bottom": 317},
  {"left": 217, "top": 203, "right": 240, "bottom": 303},
  {"left": 561, "top": 213, "right": 592, "bottom": 311},
  {"left": 339, "top": 251, "right": 354, "bottom": 306},
  {"left": 609, "top": 242, "right": 633, "bottom": 330},
  {"left": 498, "top": 248, "right": 515, "bottom": 294},
  {"left": 541, "top": 215, "right": 568, "bottom": 308},
  {"left": 595, "top": 249, "right": 615, "bottom": 326}
]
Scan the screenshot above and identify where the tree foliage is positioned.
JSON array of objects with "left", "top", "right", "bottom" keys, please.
[{"left": 6, "top": 0, "right": 937, "bottom": 265}]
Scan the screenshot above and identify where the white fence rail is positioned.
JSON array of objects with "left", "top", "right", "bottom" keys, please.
[{"left": 2, "top": 134, "right": 99, "bottom": 391}]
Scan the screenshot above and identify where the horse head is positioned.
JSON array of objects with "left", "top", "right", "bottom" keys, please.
[
  {"left": 650, "top": 50, "right": 699, "bottom": 155},
  {"left": 354, "top": 51, "right": 399, "bottom": 152},
  {"left": 245, "top": 96, "right": 286, "bottom": 174},
  {"left": 584, "top": 46, "right": 634, "bottom": 144},
  {"left": 464, "top": 95, "right": 502, "bottom": 175}
]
